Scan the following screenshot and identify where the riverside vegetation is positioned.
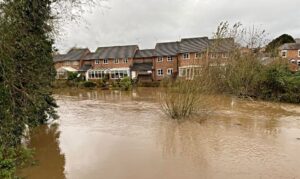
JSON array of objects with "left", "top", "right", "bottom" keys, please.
[
  {"left": 0, "top": 0, "right": 99, "bottom": 178},
  {"left": 160, "top": 22, "right": 300, "bottom": 119}
]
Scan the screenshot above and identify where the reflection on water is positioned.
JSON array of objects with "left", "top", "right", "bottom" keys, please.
[
  {"left": 20, "top": 124, "right": 66, "bottom": 179},
  {"left": 21, "top": 88, "right": 300, "bottom": 179}
]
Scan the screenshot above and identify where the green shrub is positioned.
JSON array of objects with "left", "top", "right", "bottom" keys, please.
[
  {"left": 67, "top": 72, "right": 79, "bottom": 81},
  {"left": 119, "top": 77, "right": 132, "bottom": 91},
  {"left": 83, "top": 81, "right": 97, "bottom": 88}
]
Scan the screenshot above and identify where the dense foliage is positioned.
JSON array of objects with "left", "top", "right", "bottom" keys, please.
[
  {"left": 266, "top": 34, "right": 295, "bottom": 54},
  {"left": 0, "top": 0, "right": 58, "bottom": 177}
]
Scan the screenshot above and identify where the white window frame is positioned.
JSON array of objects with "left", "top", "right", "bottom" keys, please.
[
  {"left": 210, "top": 53, "right": 217, "bottom": 59},
  {"left": 167, "top": 68, "right": 173, "bottom": 75},
  {"left": 281, "top": 50, "right": 287, "bottom": 58},
  {"left": 95, "top": 59, "right": 100, "bottom": 64},
  {"left": 195, "top": 53, "right": 202, "bottom": 59},
  {"left": 222, "top": 53, "right": 229, "bottom": 59},
  {"left": 157, "top": 69, "right": 163, "bottom": 76},
  {"left": 298, "top": 50, "right": 300, "bottom": 57},
  {"left": 297, "top": 60, "right": 300, "bottom": 67},
  {"left": 167, "top": 56, "right": 173, "bottom": 61},
  {"left": 124, "top": 58, "right": 128, "bottom": 63},
  {"left": 114, "top": 58, "right": 119, "bottom": 64},
  {"left": 157, "top": 57, "right": 163, "bottom": 62},
  {"left": 103, "top": 59, "right": 108, "bottom": 64},
  {"left": 183, "top": 53, "right": 190, "bottom": 59}
]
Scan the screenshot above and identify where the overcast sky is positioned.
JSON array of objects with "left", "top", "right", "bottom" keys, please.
[{"left": 55, "top": 0, "right": 300, "bottom": 53}]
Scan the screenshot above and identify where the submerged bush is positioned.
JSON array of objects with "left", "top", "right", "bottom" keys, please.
[
  {"left": 160, "top": 79, "right": 209, "bottom": 119},
  {"left": 83, "top": 81, "right": 97, "bottom": 88},
  {"left": 119, "top": 77, "right": 132, "bottom": 91}
]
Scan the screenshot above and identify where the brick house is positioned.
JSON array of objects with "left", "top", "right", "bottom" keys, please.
[
  {"left": 153, "top": 42, "right": 179, "bottom": 81},
  {"left": 86, "top": 45, "right": 139, "bottom": 81},
  {"left": 178, "top": 37, "right": 234, "bottom": 79},
  {"left": 53, "top": 48, "right": 90, "bottom": 79},
  {"left": 178, "top": 37, "right": 209, "bottom": 79},
  {"left": 279, "top": 43, "right": 300, "bottom": 71},
  {"left": 132, "top": 49, "right": 155, "bottom": 82}
]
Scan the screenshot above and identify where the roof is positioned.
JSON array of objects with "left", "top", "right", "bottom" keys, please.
[
  {"left": 135, "top": 49, "right": 155, "bottom": 58},
  {"left": 155, "top": 42, "right": 179, "bottom": 56},
  {"left": 179, "top": 37, "right": 209, "bottom": 53},
  {"left": 95, "top": 45, "right": 139, "bottom": 59},
  {"left": 82, "top": 53, "right": 99, "bottom": 60},
  {"left": 279, "top": 43, "right": 300, "bottom": 50},
  {"left": 209, "top": 38, "right": 235, "bottom": 52},
  {"left": 78, "top": 64, "right": 92, "bottom": 72},
  {"left": 131, "top": 63, "right": 153, "bottom": 71},
  {"left": 53, "top": 48, "right": 90, "bottom": 62}
]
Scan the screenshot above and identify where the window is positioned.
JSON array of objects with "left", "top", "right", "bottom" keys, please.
[
  {"left": 157, "top": 57, "right": 163, "bottom": 62},
  {"left": 210, "top": 53, "right": 217, "bottom": 59},
  {"left": 111, "top": 70, "right": 129, "bottom": 79},
  {"left": 167, "top": 56, "right": 173, "bottom": 61},
  {"left": 64, "top": 61, "right": 71, "bottom": 66},
  {"left": 88, "top": 70, "right": 105, "bottom": 79},
  {"left": 298, "top": 50, "right": 300, "bottom": 57},
  {"left": 281, "top": 50, "right": 287, "bottom": 58},
  {"left": 183, "top": 53, "right": 190, "bottom": 59},
  {"left": 114, "top": 59, "right": 119, "bottom": 64},
  {"left": 95, "top": 59, "right": 100, "bottom": 64},
  {"left": 179, "top": 68, "right": 186, "bottom": 77},
  {"left": 124, "top": 58, "right": 128, "bottom": 63},
  {"left": 72, "top": 61, "right": 79, "bottom": 65},
  {"left": 167, "top": 68, "right": 173, "bottom": 75},
  {"left": 222, "top": 53, "right": 229, "bottom": 59},
  {"left": 157, "top": 69, "right": 163, "bottom": 76},
  {"left": 297, "top": 60, "right": 300, "bottom": 67},
  {"left": 195, "top": 53, "right": 202, "bottom": 59},
  {"left": 291, "top": 60, "right": 296, "bottom": 64},
  {"left": 104, "top": 59, "right": 108, "bottom": 64}
]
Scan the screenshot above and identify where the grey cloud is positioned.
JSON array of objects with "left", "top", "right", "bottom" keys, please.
[{"left": 55, "top": 0, "right": 300, "bottom": 53}]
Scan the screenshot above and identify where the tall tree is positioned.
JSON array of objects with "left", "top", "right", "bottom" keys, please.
[{"left": 266, "top": 34, "right": 295, "bottom": 54}]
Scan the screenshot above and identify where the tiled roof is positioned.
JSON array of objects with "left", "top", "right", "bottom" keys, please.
[
  {"left": 135, "top": 49, "right": 155, "bottom": 58},
  {"left": 155, "top": 42, "right": 179, "bottom": 56},
  {"left": 209, "top": 38, "right": 235, "bottom": 52},
  {"left": 53, "top": 48, "right": 90, "bottom": 62},
  {"left": 95, "top": 45, "right": 139, "bottom": 59},
  {"left": 78, "top": 64, "right": 92, "bottom": 72},
  {"left": 82, "top": 53, "right": 99, "bottom": 60},
  {"left": 179, "top": 37, "right": 209, "bottom": 53},
  {"left": 279, "top": 43, "right": 300, "bottom": 50},
  {"left": 131, "top": 62, "right": 153, "bottom": 71}
]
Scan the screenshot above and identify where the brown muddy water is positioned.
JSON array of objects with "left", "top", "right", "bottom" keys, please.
[{"left": 20, "top": 88, "right": 300, "bottom": 179}]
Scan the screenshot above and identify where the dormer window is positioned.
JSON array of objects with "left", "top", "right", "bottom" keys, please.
[
  {"left": 95, "top": 59, "right": 100, "bottom": 64},
  {"left": 114, "top": 59, "right": 119, "bottom": 64},
  {"left": 167, "top": 56, "right": 173, "bottom": 61},
  {"left": 104, "top": 59, "right": 108, "bottom": 64},
  {"left": 157, "top": 57, "right": 163, "bottom": 62},
  {"left": 281, "top": 50, "right": 287, "bottom": 58},
  {"left": 183, "top": 53, "right": 190, "bottom": 59}
]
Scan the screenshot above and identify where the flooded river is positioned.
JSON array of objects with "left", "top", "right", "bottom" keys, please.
[{"left": 20, "top": 88, "right": 300, "bottom": 179}]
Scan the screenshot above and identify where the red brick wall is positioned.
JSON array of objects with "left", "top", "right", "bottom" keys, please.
[
  {"left": 92, "top": 58, "right": 133, "bottom": 69},
  {"left": 153, "top": 56, "right": 178, "bottom": 81}
]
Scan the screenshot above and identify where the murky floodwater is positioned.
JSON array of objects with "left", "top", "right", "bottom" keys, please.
[{"left": 20, "top": 88, "right": 300, "bottom": 179}]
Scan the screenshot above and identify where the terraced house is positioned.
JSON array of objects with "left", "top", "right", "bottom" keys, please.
[
  {"left": 153, "top": 42, "right": 179, "bottom": 81},
  {"left": 54, "top": 48, "right": 90, "bottom": 79},
  {"left": 86, "top": 45, "right": 139, "bottom": 80},
  {"left": 53, "top": 36, "right": 235, "bottom": 81},
  {"left": 279, "top": 43, "right": 300, "bottom": 71}
]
